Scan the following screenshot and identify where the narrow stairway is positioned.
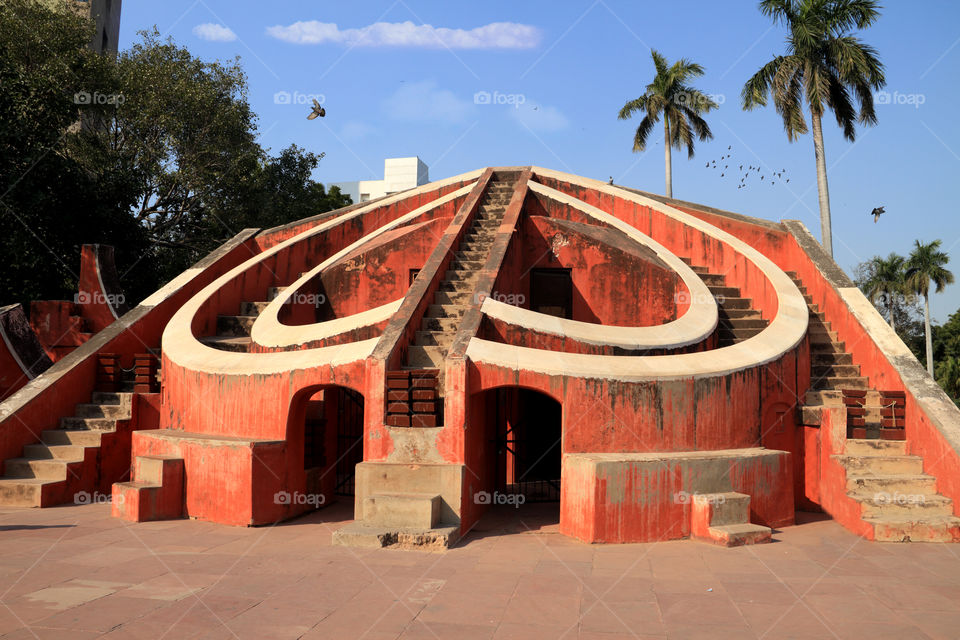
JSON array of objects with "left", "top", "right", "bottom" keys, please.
[
  {"left": 835, "top": 439, "right": 960, "bottom": 542},
  {"left": 0, "top": 390, "right": 133, "bottom": 507},
  {"left": 200, "top": 285, "right": 286, "bottom": 353},
  {"left": 682, "top": 259, "right": 769, "bottom": 346}
]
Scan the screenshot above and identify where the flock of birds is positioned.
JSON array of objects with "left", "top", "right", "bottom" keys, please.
[{"left": 705, "top": 145, "right": 792, "bottom": 190}]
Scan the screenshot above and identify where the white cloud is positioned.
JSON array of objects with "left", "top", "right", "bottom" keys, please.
[
  {"left": 192, "top": 23, "right": 238, "bottom": 42},
  {"left": 383, "top": 81, "right": 472, "bottom": 125},
  {"left": 265, "top": 20, "right": 540, "bottom": 49},
  {"left": 511, "top": 103, "right": 570, "bottom": 132}
]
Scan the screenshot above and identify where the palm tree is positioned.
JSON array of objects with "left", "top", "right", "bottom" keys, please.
[
  {"left": 905, "top": 240, "right": 954, "bottom": 376},
  {"left": 861, "top": 253, "right": 906, "bottom": 331},
  {"left": 742, "top": 0, "right": 885, "bottom": 258},
  {"left": 618, "top": 49, "right": 718, "bottom": 198}
]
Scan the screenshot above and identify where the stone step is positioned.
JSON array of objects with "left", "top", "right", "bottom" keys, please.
[
  {"left": 426, "top": 304, "right": 464, "bottom": 319},
  {"left": 42, "top": 429, "right": 104, "bottom": 447},
  {"left": 811, "top": 340, "right": 846, "bottom": 353},
  {"left": 845, "top": 439, "right": 907, "bottom": 456},
  {"left": 719, "top": 308, "right": 761, "bottom": 320},
  {"left": 707, "top": 523, "right": 772, "bottom": 547},
  {"left": 421, "top": 316, "right": 459, "bottom": 333},
  {"left": 444, "top": 268, "right": 478, "bottom": 282},
  {"left": 729, "top": 327, "right": 764, "bottom": 339},
  {"left": 814, "top": 376, "right": 868, "bottom": 390},
  {"left": 90, "top": 392, "right": 133, "bottom": 406},
  {"left": 74, "top": 403, "right": 131, "bottom": 419},
  {"left": 4, "top": 457, "right": 77, "bottom": 481},
  {"left": 849, "top": 491, "right": 954, "bottom": 518},
  {"left": 59, "top": 416, "right": 121, "bottom": 431},
  {"left": 708, "top": 286, "right": 742, "bottom": 298},
  {"left": 439, "top": 280, "right": 475, "bottom": 293},
  {"left": 833, "top": 454, "right": 924, "bottom": 475},
  {"left": 865, "top": 515, "right": 960, "bottom": 543},
  {"left": 22, "top": 443, "right": 88, "bottom": 461},
  {"left": 267, "top": 286, "right": 286, "bottom": 301},
  {"left": 415, "top": 331, "right": 453, "bottom": 347},
  {"left": 809, "top": 328, "right": 839, "bottom": 342},
  {"left": 0, "top": 478, "right": 61, "bottom": 508},
  {"left": 452, "top": 258, "right": 484, "bottom": 271},
  {"left": 846, "top": 474, "right": 937, "bottom": 495},
  {"left": 362, "top": 493, "right": 441, "bottom": 530},
  {"left": 813, "top": 364, "right": 861, "bottom": 377},
  {"left": 455, "top": 251, "right": 486, "bottom": 261},
  {"left": 407, "top": 346, "right": 446, "bottom": 368},
  {"left": 217, "top": 315, "right": 256, "bottom": 337},
  {"left": 813, "top": 352, "right": 853, "bottom": 365},
  {"left": 240, "top": 301, "right": 269, "bottom": 316},
  {"left": 698, "top": 274, "right": 726, "bottom": 286},
  {"left": 435, "top": 290, "right": 471, "bottom": 306},
  {"left": 199, "top": 335, "right": 253, "bottom": 353},
  {"left": 719, "top": 297, "right": 751, "bottom": 310},
  {"left": 721, "top": 318, "right": 767, "bottom": 329},
  {"left": 459, "top": 241, "right": 489, "bottom": 252}
]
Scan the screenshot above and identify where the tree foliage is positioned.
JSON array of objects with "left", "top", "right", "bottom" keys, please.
[{"left": 0, "top": 4, "right": 350, "bottom": 308}]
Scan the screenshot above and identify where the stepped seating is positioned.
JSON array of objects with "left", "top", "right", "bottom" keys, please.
[
  {"left": 199, "top": 286, "right": 286, "bottom": 353},
  {"left": 0, "top": 390, "right": 133, "bottom": 507},
  {"left": 834, "top": 439, "right": 960, "bottom": 542},
  {"left": 113, "top": 455, "right": 184, "bottom": 522},
  {"left": 681, "top": 259, "right": 770, "bottom": 347},
  {"left": 690, "top": 492, "right": 772, "bottom": 546},
  {"left": 407, "top": 180, "right": 513, "bottom": 371}
]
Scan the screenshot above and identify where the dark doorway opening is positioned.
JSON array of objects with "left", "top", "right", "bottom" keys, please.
[
  {"left": 491, "top": 388, "right": 562, "bottom": 502},
  {"left": 334, "top": 388, "right": 364, "bottom": 496},
  {"left": 530, "top": 268, "right": 573, "bottom": 319}
]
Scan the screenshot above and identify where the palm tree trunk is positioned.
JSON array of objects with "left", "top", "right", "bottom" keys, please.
[
  {"left": 811, "top": 111, "right": 833, "bottom": 259},
  {"left": 924, "top": 291, "right": 934, "bottom": 376},
  {"left": 664, "top": 119, "right": 673, "bottom": 198},
  {"left": 888, "top": 301, "right": 896, "bottom": 333}
]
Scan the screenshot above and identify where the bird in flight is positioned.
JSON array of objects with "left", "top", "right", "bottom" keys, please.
[
  {"left": 307, "top": 98, "right": 326, "bottom": 120},
  {"left": 871, "top": 206, "right": 886, "bottom": 223}
]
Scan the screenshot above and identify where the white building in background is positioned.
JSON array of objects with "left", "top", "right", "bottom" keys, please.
[{"left": 334, "top": 157, "right": 429, "bottom": 203}]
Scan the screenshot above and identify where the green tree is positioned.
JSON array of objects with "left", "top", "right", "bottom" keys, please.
[
  {"left": 0, "top": 0, "right": 146, "bottom": 307},
  {"left": 742, "top": 0, "right": 885, "bottom": 258},
  {"left": 935, "top": 356, "right": 960, "bottom": 407},
  {"left": 905, "top": 240, "right": 954, "bottom": 376},
  {"left": 860, "top": 253, "right": 906, "bottom": 331},
  {"left": 618, "top": 49, "right": 718, "bottom": 198}
]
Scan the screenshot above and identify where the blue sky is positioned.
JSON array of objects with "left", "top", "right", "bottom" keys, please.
[{"left": 119, "top": 1, "right": 960, "bottom": 322}]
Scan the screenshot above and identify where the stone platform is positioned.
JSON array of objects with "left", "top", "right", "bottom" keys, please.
[{"left": 0, "top": 501, "right": 959, "bottom": 638}]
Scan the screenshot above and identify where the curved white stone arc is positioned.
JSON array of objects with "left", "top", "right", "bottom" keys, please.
[
  {"left": 252, "top": 183, "right": 475, "bottom": 348},
  {"left": 162, "top": 169, "right": 482, "bottom": 375},
  {"left": 480, "top": 182, "right": 718, "bottom": 350},
  {"left": 463, "top": 167, "right": 809, "bottom": 381}
]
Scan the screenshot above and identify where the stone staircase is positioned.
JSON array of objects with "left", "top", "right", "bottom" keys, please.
[
  {"left": 690, "top": 492, "right": 772, "bottom": 546},
  {"left": 113, "top": 454, "right": 184, "bottom": 522},
  {"left": 0, "top": 390, "right": 133, "bottom": 507},
  {"left": 200, "top": 286, "right": 286, "bottom": 353},
  {"left": 406, "top": 179, "right": 513, "bottom": 370},
  {"left": 834, "top": 439, "right": 960, "bottom": 542},
  {"left": 682, "top": 259, "right": 769, "bottom": 347}
]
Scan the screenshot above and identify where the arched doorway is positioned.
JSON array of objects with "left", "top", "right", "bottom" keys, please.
[
  {"left": 289, "top": 385, "right": 365, "bottom": 507},
  {"left": 490, "top": 387, "right": 562, "bottom": 503}
]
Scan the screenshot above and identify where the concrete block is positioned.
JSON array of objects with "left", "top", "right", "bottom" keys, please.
[{"left": 363, "top": 492, "right": 440, "bottom": 529}]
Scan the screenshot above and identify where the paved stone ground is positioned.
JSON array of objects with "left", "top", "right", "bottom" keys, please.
[{"left": 1, "top": 501, "right": 959, "bottom": 639}]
